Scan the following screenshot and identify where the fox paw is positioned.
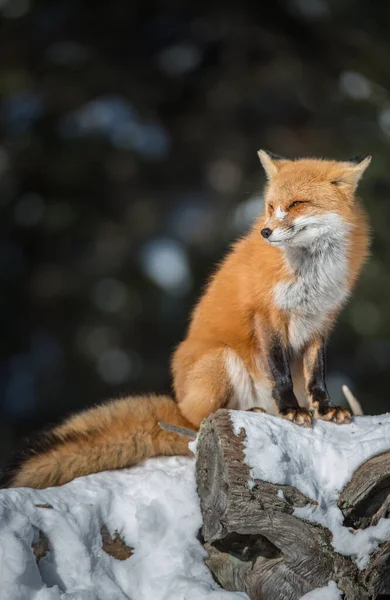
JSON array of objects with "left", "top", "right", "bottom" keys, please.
[
  {"left": 246, "top": 407, "right": 266, "bottom": 414},
  {"left": 315, "top": 405, "right": 351, "bottom": 424},
  {"left": 280, "top": 407, "right": 312, "bottom": 427}
]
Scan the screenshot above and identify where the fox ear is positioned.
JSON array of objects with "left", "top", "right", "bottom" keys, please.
[
  {"left": 333, "top": 155, "right": 372, "bottom": 190},
  {"left": 258, "top": 149, "right": 285, "bottom": 180}
]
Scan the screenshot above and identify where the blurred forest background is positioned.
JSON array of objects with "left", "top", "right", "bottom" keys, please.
[{"left": 1, "top": 0, "right": 390, "bottom": 462}]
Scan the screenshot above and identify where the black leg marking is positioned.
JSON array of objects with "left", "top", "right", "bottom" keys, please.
[
  {"left": 306, "top": 340, "right": 331, "bottom": 411},
  {"left": 268, "top": 338, "right": 299, "bottom": 412},
  {"left": 305, "top": 338, "right": 351, "bottom": 424},
  {"left": 268, "top": 337, "right": 312, "bottom": 427}
]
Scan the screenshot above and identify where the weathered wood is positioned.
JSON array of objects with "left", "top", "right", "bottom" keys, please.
[
  {"left": 195, "top": 410, "right": 390, "bottom": 600},
  {"left": 338, "top": 450, "right": 390, "bottom": 597},
  {"left": 339, "top": 450, "right": 390, "bottom": 529}
]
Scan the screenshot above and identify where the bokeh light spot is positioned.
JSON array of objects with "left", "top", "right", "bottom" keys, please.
[
  {"left": 157, "top": 43, "right": 201, "bottom": 77},
  {"left": 233, "top": 195, "right": 264, "bottom": 233},
  {"left": 93, "top": 278, "right": 128, "bottom": 313},
  {"left": 340, "top": 71, "right": 371, "bottom": 100},
  {"left": 350, "top": 301, "right": 381, "bottom": 336},
  {"left": 96, "top": 347, "right": 133, "bottom": 384},
  {"left": 14, "top": 194, "right": 45, "bottom": 227},
  {"left": 139, "top": 238, "right": 192, "bottom": 295},
  {"left": 207, "top": 160, "right": 242, "bottom": 194}
]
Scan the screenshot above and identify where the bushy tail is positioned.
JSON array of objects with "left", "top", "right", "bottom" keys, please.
[{"left": 0, "top": 395, "right": 197, "bottom": 489}]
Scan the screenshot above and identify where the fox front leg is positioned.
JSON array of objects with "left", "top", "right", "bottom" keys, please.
[
  {"left": 267, "top": 334, "right": 312, "bottom": 427},
  {"left": 303, "top": 337, "right": 351, "bottom": 424}
]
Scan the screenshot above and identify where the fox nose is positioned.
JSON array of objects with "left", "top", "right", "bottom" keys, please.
[{"left": 261, "top": 227, "right": 273, "bottom": 239}]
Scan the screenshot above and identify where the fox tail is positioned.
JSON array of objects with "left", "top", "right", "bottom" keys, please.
[{"left": 0, "top": 395, "right": 197, "bottom": 489}]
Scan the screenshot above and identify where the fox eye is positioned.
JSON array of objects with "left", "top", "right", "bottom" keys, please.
[
  {"left": 268, "top": 204, "right": 274, "bottom": 213},
  {"left": 289, "top": 200, "right": 304, "bottom": 209}
]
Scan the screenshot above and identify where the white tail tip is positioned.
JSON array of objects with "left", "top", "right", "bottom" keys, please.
[{"left": 342, "top": 384, "right": 364, "bottom": 416}]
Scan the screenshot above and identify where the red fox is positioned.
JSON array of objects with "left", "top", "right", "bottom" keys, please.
[{"left": 0, "top": 151, "right": 371, "bottom": 489}]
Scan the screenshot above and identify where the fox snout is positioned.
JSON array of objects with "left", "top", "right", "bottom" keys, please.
[{"left": 261, "top": 227, "right": 273, "bottom": 239}]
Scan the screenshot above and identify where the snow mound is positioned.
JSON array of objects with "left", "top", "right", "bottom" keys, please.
[
  {"left": 231, "top": 410, "right": 390, "bottom": 569},
  {"left": 300, "top": 581, "right": 342, "bottom": 599},
  {"left": 0, "top": 456, "right": 247, "bottom": 600},
  {"left": 2, "top": 411, "right": 390, "bottom": 599}
]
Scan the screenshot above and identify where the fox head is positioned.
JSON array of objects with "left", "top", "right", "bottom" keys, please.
[{"left": 257, "top": 150, "right": 371, "bottom": 248}]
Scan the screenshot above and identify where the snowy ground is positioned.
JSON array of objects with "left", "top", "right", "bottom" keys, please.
[
  {"left": 2, "top": 412, "right": 390, "bottom": 600},
  {"left": 0, "top": 456, "right": 248, "bottom": 600}
]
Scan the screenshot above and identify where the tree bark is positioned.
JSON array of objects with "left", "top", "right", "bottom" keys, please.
[{"left": 195, "top": 410, "right": 390, "bottom": 600}]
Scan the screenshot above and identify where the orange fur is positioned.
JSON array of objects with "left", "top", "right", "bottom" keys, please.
[
  {"left": 2, "top": 153, "right": 371, "bottom": 488},
  {"left": 4, "top": 395, "right": 196, "bottom": 489},
  {"left": 173, "top": 154, "right": 370, "bottom": 426}
]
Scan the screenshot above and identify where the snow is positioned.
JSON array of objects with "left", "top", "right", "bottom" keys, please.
[
  {"left": 0, "top": 456, "right": 247, "bottom": 600},
  {"left": 231, "top": 410, "right": 390, "bottom": 569},
  {"left": 2, "top": 411, "right": 390, "bottom": 599},
  {"left": 300, "top": 581, "right": 342, "bottom": 599}
]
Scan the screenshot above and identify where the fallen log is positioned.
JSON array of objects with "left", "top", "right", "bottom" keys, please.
[{"left": 195, "top": 409, "right": 390, "bottom": 599}]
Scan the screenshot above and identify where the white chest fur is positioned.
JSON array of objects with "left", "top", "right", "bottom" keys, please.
[{"left": 274, "top": 230, "right": 350, "bottom": 351}]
